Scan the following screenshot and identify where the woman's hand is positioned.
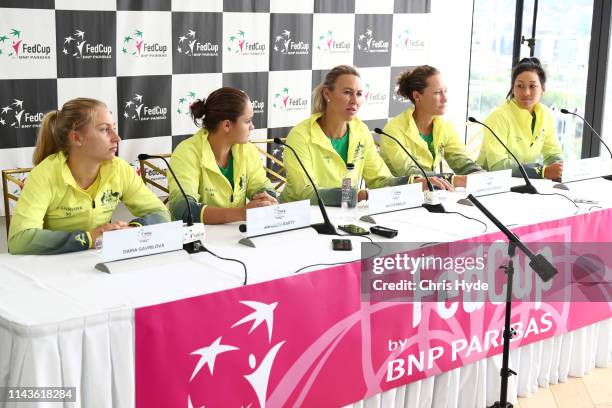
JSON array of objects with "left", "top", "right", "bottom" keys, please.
[
  {"left": 89, "top": 221, "right": 130, "bottom": 244},
  {"left": 544, "top": 162, "right": 563, "bottom": 181},
  {"left": 414, "top": 176, "right": 454, "bottom": 191},
  {"left": 250, "top": 192, "right": 278, "bottom": 206}
]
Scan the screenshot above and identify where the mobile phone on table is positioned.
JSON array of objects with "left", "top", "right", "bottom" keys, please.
[
  {"left": 332, "top": 239, "right": 352, "bottom": 251},
  {"left": 370, "top": 225, "right": 398, "bottom": 238},
  {"left": 338, "top": 224, "right": 369, "bottom": 235}
]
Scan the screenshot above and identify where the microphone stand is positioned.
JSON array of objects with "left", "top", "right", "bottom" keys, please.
[
  {"left": 138, "top": 153, "right": 204, "bottom": 254},
  {"left": 468, "top": 117, "right": 538, "bottom": 194},
  {"left": 467, "top": 194, "right": 557, "bottom": 408},
  {"left": 274, "top": 138, "right": 337, "bottom": 235},
  {"left": 560, "top": 108, "right": 612, "bottom": 181},
  {"left": 374, "top": 128, "right": 445, "bottom": 213}
]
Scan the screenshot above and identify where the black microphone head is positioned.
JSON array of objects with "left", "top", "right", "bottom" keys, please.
[
  {"left": 239, "top": 224, "right": 247, "bottom": 233},
  {"left": 560, "top": 108, "right": 569, "bottom": 114},
  {"left": 467, "top": 116, "right": 478, "bottom": 123},
  {"left": 273, "top": 137, "right": 282, "bottom": 144},
  {"left": 137, "top": 153, "right": 149, "bottom": 161},
  {"left": 373, "top": 127, "right": 383, "bottom": 134}
]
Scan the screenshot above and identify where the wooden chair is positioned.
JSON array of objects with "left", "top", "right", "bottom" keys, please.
[
  {"left": 138, "top": 139, "right": 287, "bottom": 200},
  {"left": 249, "top": 138, "right": 287, "bottom": 193},
  {"left": 138, "top": 154, "right": 171, "bottom": 203},
  {"left": 2, "top": 168, "right": 32, "bottom": 236}
]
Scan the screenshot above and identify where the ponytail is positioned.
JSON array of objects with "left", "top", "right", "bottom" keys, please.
[{"left": 32, "top": 98, "right": 105, "bottom": 165}]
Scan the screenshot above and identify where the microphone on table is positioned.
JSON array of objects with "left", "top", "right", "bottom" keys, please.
[
  {"left": 373, "top": 128, "right": 445, "bottom": 213},
  {"left": 467, "top": 117, "right": 538, "bottom": 194},
  {"left": 560, "top": 108, "right": 612, "bottom": 181},
  {"left": 273, "top": 138, "right": 337, "bottom": 235},
  {"left": 138, "top": 153, "right": 204, "bottom": 253}
]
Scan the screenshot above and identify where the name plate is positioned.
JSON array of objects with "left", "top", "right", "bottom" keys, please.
[
  {"left": 101, "top": 221, "right": 183, "bottom": 263},
  {"left": 466, "top": 169, "right": 512, "bottom": 196},
  {"left": 562, "top": 157, "right": 612, "bottom": 183},
  {"left": 246, "top": 200, "right": 310, "bottom": 237},
  {"left": 368, "top": 183, "right": 423, "bottom": 215}
]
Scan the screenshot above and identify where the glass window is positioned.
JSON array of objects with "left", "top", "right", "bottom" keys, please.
[
  {"left": 466, "top": 0, "right": 517, "bottom": 158},
  {"left": 601, "top": 18, "right": 612, "bottom": 157}
]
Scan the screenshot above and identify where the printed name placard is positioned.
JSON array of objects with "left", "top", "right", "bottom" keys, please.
[
  {"left": 368, "top": 183, "right": 423, "bottom": 215},
  {"left": 562, "top": 157, "right": 612, "bottom": 183},
  {"left": 466, "top": 169, "right": 512, "bottom": 196},
  {"left": 246, "top": 200, "right": 310, "bottom": 237},
  {"left": 101, "top": 221, "right": 183, "bottom": 263}
]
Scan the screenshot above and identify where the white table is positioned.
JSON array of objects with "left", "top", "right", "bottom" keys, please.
[{"left": 1, "top": 177, "right": 611, "bottom": 407}]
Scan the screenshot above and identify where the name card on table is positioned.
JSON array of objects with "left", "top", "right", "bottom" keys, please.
[
  {"left": 562, "top": 157, "right": 612, "bottom": 183},
  {"left": 245, "top": 200, "right": 310, "bottom": 238},
  {"left": 368, "top": 183, "right": 423, "bottom": 215},
  {"left": 466, "top": 169, "right": 512, "bottom": 196},
  {"left": 101, "top": 221, "right": 183, "bottom": 263}
]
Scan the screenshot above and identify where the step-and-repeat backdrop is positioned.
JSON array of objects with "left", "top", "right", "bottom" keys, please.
[{"left": 0, "top": 0, "right": 438, "bottom": 214}]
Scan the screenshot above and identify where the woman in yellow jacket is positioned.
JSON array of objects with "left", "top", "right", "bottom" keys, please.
[
  {"left": 8, "top": 98, "right": 170, "bottom": 255},
  {"left": 380, "top": 65, "right": 482, "bottom": 188},
  {"left": 168, "top": 87, "right": 277, "bottom": 224},
  {"left": 280, "top": 65, "right": 448, "bottom": 205},
  {"left": 477, "top": 57, "right": 563, "bottom": 180}
]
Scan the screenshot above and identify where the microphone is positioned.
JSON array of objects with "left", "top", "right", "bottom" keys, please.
[
  {"left": 560, "top": 108, "right": 612, "bottom": 181},
  {"left": 138, "top": 153, "right": 204, "bottom": 253},
  {"left": 468, "top": 117, "right": 538, "bottom": 194},
  {"left": 273, "top": 138, "right": 337, "bottom": 235},
  {"left": 373, "top": 128, "right": 445, "bottom": 213}
]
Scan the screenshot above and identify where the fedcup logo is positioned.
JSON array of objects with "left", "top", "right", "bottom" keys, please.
[
  {"left": 0, "top": 99, "right": 44, "bottom": 129},
  {"left": 316, "top": 30, "right": 351, "bottom": 54},
  {"left": 251, "top": 99, "right": 265, "bottom": 115},
  {"left": 272, "top": 29, "right": 309, "bottom": 55},
  {"left": 188, "top": 300, "right": 285, "bottom": 408},
  {"left": 392, "top": 84, "right": 410, "bottom": 103},
  {"left": 356, "top": 29, "right": 389, "bottom": 53},
  {"left": 363, "top": 83, "right": 387, "bottom": 105},
  {"left": 137, "top": 228, "right": 153, "bottom": 244},
  {"left": 177, "top": 29, "right": 219, "bottom": 57},
  {"left": 123, "top": 93, "right": 167, "bottom": 122},
  {"left": 395, "top": 28, "right": 425, "bottom": 51},
  {"left": 63, "top": 29, "right": 112, "bottom": 59},
  {"left": 176, "top": 91, "right": 200, "bottom": 116},
  {"left": 227, "top": 29, "right": 265, "bottom": 56},
  {"left": 272, "top": 87, "right": 307, "bottom": 112},
  {"left": 0, "top": 28, "right": 51, "bottom": 60},
  {"left": 121, "top": 29, "right": 167, "bottom": 58}
]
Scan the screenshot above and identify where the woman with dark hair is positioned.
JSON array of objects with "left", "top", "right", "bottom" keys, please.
[
  {"left": 280, "top": 65, "right": 443, "bottom": 205},
  {"left": 8, "top": 98, "right": 170, "bottom": 255},
  {"left": 380, "top": 65, "right": 481, "bottom": 188},
  {"left": 168, "top": 87, "right": 277, "bottom": 224},
  {"left": 477, "top": 57, "right": 563, "bottom": 180}
]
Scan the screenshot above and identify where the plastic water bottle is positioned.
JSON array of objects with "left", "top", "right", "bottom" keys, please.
[{"left": 341, "top": 163, "right": 357, "bottom": 223}]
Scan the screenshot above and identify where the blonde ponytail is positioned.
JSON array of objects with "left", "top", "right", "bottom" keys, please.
[{"left": 32, "top": 98, "right": 105, "bottom": 165}]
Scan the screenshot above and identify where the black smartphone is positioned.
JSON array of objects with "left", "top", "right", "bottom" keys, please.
[
  {"left": 332, "top": 238, "right": 352, "bottom": 251},
  {"left": 370, "top": 225, "right": 398, "bottom": 238},
  {"left": 338, "top": 224, "right": 369, "bottom": 235}
]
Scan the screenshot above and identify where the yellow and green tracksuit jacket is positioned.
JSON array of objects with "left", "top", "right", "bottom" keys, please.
[
  {"left": 477, "top": 99, "right": 563, "bottom": 178},
  {"left": 8, "top": 152, "right": 170, "bottom": 255},
  {"left": 380, "top": 108, "right": 482, "bottom": 181},
  {"left": 279, "top": 113, "right": 407, "bottom": 205},
  {"left": 168, "top": 128, "right": 275, "bottom": 223}
]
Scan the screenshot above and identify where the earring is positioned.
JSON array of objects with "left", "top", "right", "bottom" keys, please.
[{"left": 327, "top": 99, "right": 330, "bottom": 102}]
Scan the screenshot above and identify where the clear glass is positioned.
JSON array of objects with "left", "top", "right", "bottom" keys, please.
[
  {"left": 466, "top": 0, "right": 595, "bottom": 162},
  {"left": 531, "top": 0, "right": 594, "bottom": 161},
  {"left": 466, "top": 0, "right": 516, "bottom": 158},
  {"left": 601, "top": 18, "right": 612, "bottom": 157}
]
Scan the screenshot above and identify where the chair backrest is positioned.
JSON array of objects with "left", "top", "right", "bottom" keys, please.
[
  {"left": 2, "top": 167, "right": 32, "bottom": 236},
  {"left": 249, "top": 138, "right": 287, "bottom": 192},
  {"left": 138, "top": 155, "right": 171, "bottom": 203},
  {"left": 138, "top": 139, "right": 287, "bottom": 199}
]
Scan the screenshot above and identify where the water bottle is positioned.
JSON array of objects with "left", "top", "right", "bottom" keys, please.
[{"left": 341, "top": 163, "right": 357, "bottom": 223}]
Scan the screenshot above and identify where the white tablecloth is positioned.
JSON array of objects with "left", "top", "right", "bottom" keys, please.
[{"left": 1, "top": 177, "right": 611, "bottom": 407}]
